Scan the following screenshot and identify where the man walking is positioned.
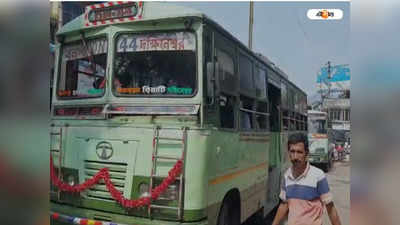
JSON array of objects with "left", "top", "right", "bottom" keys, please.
[{"left": 272, "top": 133, "right": 342, "bottom": 225}]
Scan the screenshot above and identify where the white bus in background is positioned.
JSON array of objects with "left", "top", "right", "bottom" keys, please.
[{"left": 307, "top": 110, "right": 334, "bottom": 172}]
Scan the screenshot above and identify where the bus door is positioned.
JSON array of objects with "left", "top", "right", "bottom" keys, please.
[{"left": 264, "top": 80, "right": 282, "bottom": 215}]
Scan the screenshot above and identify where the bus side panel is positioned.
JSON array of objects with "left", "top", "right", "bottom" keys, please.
[
  {"left": 205, "top": 130, "right": 269, "bottom": 225},
  {"left": 183, "top": 129, "right": 210, "bottom": 221}
]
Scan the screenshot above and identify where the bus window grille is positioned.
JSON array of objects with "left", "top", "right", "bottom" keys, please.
[{"left": 83, "top": 160, "right": 128, "bottom": 202}]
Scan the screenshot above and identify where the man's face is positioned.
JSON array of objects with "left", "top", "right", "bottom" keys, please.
[{"left": 288, "top": 142, "right": 308, "bottom": 168}]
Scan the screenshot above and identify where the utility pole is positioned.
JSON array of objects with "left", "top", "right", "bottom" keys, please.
[
  {"left": 248, "top": 1, "right": 254, "bottom": 50},
  {"left": 319, "top": 61, "right": 331, "bottom": 111},
  {"left": 325, "top": 61, "right": 332, "bottom": 127},
  {"left": 57, "top": 2, "right": 63, "bottom": 40},
  {"left": 327, "top": 61, "right": 331, "bottom": 99}
]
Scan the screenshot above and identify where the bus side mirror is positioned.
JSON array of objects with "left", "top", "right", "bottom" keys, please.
[{"left": 207, "top": 62, "right": 218, "bottom": 105}]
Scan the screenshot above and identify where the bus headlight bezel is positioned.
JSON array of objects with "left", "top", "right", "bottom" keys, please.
[{"left": 162, "top": 184, "right": 178, "bottom": 201}]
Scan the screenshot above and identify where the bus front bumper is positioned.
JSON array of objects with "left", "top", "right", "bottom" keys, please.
[
  {"left": 50, "top": 203, "right": 208, "bottom": 225},
  {"left": 309, "top": 155, "right": 328, "bottom": 163}
]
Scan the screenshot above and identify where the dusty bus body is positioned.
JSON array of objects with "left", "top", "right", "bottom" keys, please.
[{"left": 50, "top": 2, "right": 307, "bottom": 225}]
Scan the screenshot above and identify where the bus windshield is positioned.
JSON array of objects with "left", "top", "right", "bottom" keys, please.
[
  {"left": 308, "top": 118, "right": 327, "bottom": 134},
  {"left": 113, "top": 32, "right": 196, "bottom": 96},
  {"left": 57, "top": 38, "right": 108, "bottom": 99}
]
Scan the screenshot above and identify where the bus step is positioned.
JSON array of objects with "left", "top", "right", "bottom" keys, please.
[
  {"left": 154, "top": 155, "right": 181, "bottom": 160},
  {"left": 150, "top": 205, "right": 179, "bottom": 210}
]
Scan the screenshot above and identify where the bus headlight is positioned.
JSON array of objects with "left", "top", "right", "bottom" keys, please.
[
  {"left": 162, "top": 184, "right": 178, "bottom": 201},
  {"left": 139, "top": 183, "right": 150, "bottom": 198},
  {"left": 67, "top": 174, "right": 76, "bottom": 186}
]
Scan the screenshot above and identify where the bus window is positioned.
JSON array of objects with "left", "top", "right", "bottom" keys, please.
[
  {"left": 283, "top": 110, "right": 289, "bottom": 131},
  {"left": 239, "top": 53, "right": 255, "bottom": 97},
  {"left": 113, "top": 32, "right": 196, "bottom": 96},
  {"left": 220, "top": 95, "right": 235, "bottom": 129},
  {"left": 268, "top": 83, "right": 281, "bottom": 132},
  {"left": 241, "top": 112, "right": 252, "bottom": 130},
  {"left": 294, "top": 92, "right": 299, "bottom": 112},
  {"left": 281, "top": 82, "right": 288, "bottom": 109},
  {"left": 254, "top": 66, "right": 267, "bottom": 101},
  {"left": 217, "top": 48, "right": 236, "bottom": 93},
  {"left": 288, "top": 87, "right": 295, "bottom": 111},
  {"left": 255, "top": 102, "right": 269, "bottom": 130},
  {"left": 57, "top": 38, "right": 108, "bottom": 98},
  {"left": 240, "top": 96, "right": 254, "bottom": 130}
]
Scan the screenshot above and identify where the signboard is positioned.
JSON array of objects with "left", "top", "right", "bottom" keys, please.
[
  {"left": 62, "top": 38, "right": 108, "bottom": 61},
  {"left": 311, "top": 134, "right": 328, "bottom": 139},
  {"left": 116, "top": 32, "right": 196, "bottom": 52},
  {"left": 76, "top": 73, "right": 96, "bottom": 95},
  {"left": 332, "top": 122, "right": 350, "bottom": 131},
  {"left": 323, "top": 98, "right": 350, "bottom": 109},
  {"left": 84, "top": 2, "right": 144, "bottom": 27},
  {"left": 317, "top": 64, "right": 350, "bottom": 93}
]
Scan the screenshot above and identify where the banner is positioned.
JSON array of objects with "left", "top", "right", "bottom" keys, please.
[
  {"left": 317, "top": 64, "right": 350, "bottom": 93},
  {"left": 117, "top": 32, "right": 196, "bottom": 52}
]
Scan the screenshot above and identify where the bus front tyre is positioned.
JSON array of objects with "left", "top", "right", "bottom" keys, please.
[{"left": 217, "top": 199, "right": 240, "bottom": 225}]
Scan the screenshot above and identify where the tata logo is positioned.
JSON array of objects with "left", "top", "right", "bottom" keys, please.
[
  {"left": 96, "top": 141, "right": 114, "bottom": 160},
  {"left": 307, "top": 9, "right": 343, "bottom": 20}
]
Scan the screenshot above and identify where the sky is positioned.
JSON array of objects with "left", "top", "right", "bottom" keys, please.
[{"left": 176, "top": 2, "right": 350, "bottom": 99}]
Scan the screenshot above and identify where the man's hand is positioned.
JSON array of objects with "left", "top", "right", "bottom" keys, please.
[
  {"left": 272, "top": 202, "right": 289, "bottom": 225},
  {"left": 326, "top": 202, "right": 342, "bottom": 225}
]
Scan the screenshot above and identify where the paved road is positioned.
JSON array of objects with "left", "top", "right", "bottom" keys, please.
[
  {"left": 244, "top": 156, "right": 350, "bottom": 225},
  {"left": 322, "top": 158, "right": 350, "bottom": 225}
]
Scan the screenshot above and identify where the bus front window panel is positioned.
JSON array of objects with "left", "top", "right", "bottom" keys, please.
[
  {"left": 113, "top": 32, "right": 196, "bottom": 96},
  {"left": 57, "top": 38, "right": 108, "bottom": 99},
  {"left": 308, "top": 119, "right": 326, "bottom": 134}
]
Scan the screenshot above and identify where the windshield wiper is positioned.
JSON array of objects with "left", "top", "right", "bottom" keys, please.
[{"left": 80, "top": 32, "right": 100, "bottom": 79}]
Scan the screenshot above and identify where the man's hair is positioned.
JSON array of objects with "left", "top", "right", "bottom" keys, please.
[{"left": 288, "top": 133, "right": 309, "bottom": 153}]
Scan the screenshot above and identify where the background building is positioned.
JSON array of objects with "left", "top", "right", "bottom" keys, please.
[{"left": 312, "top": 62, "right": 351, "bottom": 143}]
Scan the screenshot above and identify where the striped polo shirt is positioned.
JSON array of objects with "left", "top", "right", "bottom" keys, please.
[{"left": 279, "top": 162, "right": 333, "bottom": 225}]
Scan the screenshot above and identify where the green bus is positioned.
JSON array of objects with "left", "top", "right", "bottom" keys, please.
[{"left": 50, "top": 2, "right": 307, "bottom": 225}]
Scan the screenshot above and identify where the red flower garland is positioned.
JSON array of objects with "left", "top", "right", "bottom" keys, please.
[{"left": 50, "top": 155, "right": 183, "bottom": 208}]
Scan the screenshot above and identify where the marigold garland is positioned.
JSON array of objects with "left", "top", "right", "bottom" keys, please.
[{"left": 50, "top": 155, "right": 183, "bottom": 208}]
